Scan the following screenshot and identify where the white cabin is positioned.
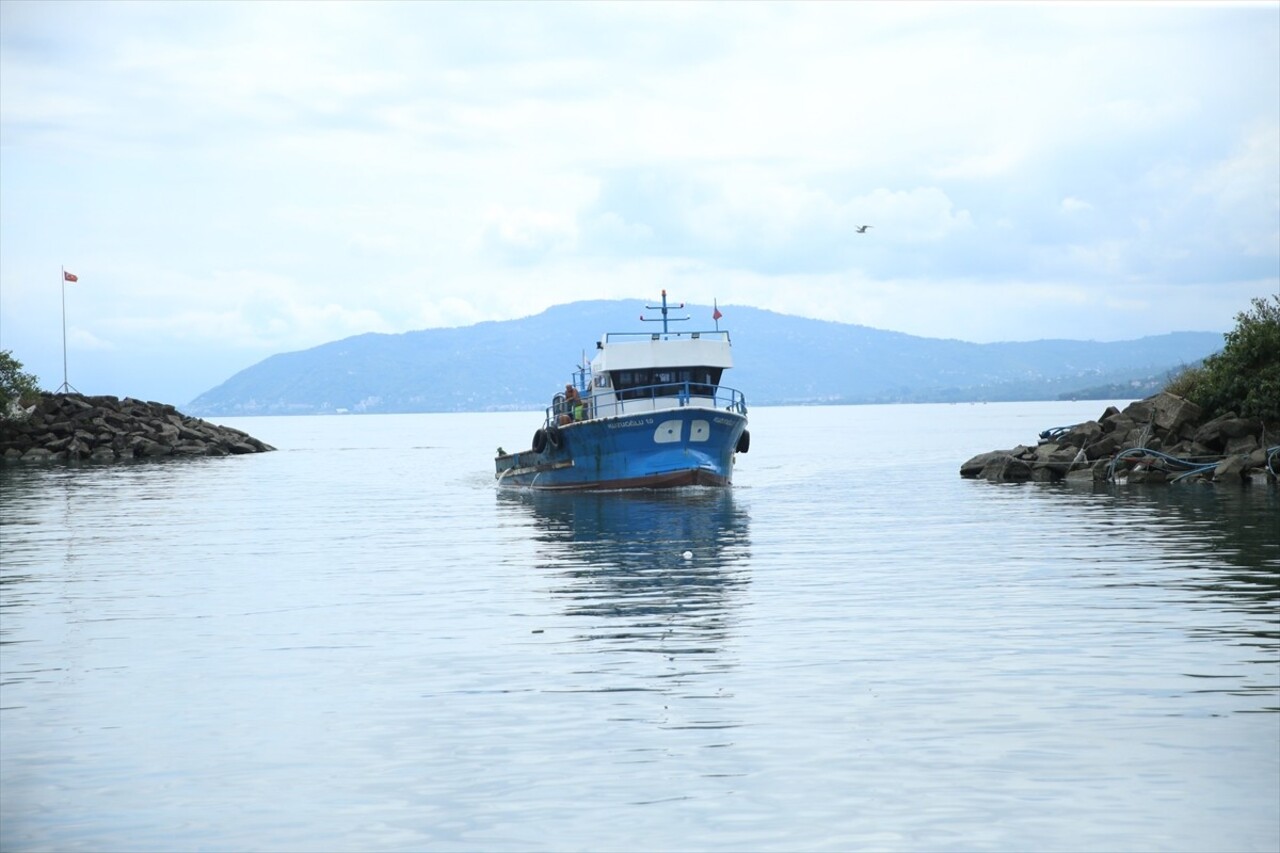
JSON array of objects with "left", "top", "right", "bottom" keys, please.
[{"left": 582, "top": 331, "right": 735, "bottom": 419}]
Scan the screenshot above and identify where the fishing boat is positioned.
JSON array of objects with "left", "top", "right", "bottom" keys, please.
[{"left": 495, "top": 292, "right": 749, "bottom": 490}]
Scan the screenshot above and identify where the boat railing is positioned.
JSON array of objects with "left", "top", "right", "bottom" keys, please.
[
  {"left": 602, "top": 329, "right": 732, "bottom": 344},
  {"left": 544, "top": 381, "right": 747, "bottom": 427}
]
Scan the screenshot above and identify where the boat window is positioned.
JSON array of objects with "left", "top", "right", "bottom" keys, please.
[{"left": 609, "top": 367, "right": 723, "bottom": 400}]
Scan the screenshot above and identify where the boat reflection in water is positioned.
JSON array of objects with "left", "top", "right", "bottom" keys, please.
[{"left": 498, "top": 488, "right": 752, "bottom": 667}]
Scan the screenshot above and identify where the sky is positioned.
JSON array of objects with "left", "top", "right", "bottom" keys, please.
[{"left": 1, "top": 1, "right": 1277, "bottom": 405}]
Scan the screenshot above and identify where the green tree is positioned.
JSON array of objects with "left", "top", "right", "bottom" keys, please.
[
  {"left": 0, "top": 350, "right": 43, "bottom": 416},
  {"left": 1172, "top": 295, "right": 1280, "bottom": 424}
]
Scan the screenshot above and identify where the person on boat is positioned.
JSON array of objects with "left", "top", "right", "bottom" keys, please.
[
  {"left": 563, "top": 384, "right": 582, "bottom": 422},
  {"left": 555, "top": 384, "right": 577, "bottom": 425}
]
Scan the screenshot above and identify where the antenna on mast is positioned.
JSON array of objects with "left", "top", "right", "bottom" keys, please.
[{"left": 640, "top": 289, "right": 690, "bottom": 335}]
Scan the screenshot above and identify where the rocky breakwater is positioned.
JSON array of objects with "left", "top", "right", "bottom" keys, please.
[
  {"left": 1, "top": 393, "right": 275, "bottom": 464},
  {"left": 960, "top": 392, "right": 1278, "bottom": 486}
]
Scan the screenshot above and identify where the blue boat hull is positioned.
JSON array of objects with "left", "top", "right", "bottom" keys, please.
[{"left": 495, "top": 408, "right": 747, "bottom": 490}]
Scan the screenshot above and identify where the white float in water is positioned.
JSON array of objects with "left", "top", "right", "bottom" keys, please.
[{"left": 682, "top": 550, "right": 693, "bottom": 560}]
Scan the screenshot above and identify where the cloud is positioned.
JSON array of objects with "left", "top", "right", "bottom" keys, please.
[
  {"left": 67, "top": 328, "right": 115, "bottom": 351},
  {"left": 0, "top": 1, "right": 1276, "bottom": 403},
  {"left": 480, "top": 206, "right": 578, "bottom": 265},
  {"left": 581, "top": 169, "right": 973, "bottom": 274},
  {"left": 1195, "top": 124, "right": 1280, "bottom": 257}
]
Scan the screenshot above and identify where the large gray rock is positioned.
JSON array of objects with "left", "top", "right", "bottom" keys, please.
[
  {"left": 1058, "top": 421, "right": 1103, "bottom": 448},
  {"left": 1, "top": 393, "right": 275, "bottom": 464},
  {"left": 981, "top": 454, "right": 1032, "bottom": 482},
  {"left": 1193, "top": 414, "right": 1263, "bottom": 450},
  {"left": 1033, "top": 446, "right": 1083, "bottom": 478},
  {"left": 1147, "top": 392, "right": 1202, "bottom": 433},
  {"left": 960, "top": 390, "right": 1275, "bottom": 487},
  {"left": 1084, "top": 432, "right": 1122, "bottom": 460},
  {"left": 960, "top": 449, "right": 1010, "bottom": 478},
  {"left": 1225, "top": 434, "right": 1259, "bottom": 456},
  {"left": 1213, "top": 456, "right": 1248, "bottom": 482}
]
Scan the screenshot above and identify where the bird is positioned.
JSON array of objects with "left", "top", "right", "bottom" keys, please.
[{"left": 855, "top": 225, "right": 873, "bottom": 233}]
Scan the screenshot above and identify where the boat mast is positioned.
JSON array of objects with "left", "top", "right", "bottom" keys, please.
[{"left": 641, "top": 289, "right": 689, "bottom": 335}]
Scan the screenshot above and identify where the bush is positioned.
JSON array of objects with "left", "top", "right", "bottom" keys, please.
[
  {"left": 1, "top": 350, "right": 43, "bottom": 416},
  {"left": 1162, "top": 364, "right": 1205, "bottom": 400},
  {"left": 1167, "top": 295, "right": 1280, "bottom": 424}
]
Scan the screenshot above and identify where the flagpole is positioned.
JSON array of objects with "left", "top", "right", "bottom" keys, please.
[
  {"left": 57, "top": 266, "right": 76, "bottom": 394},
  {"left": 61, "top": 266, "right": 68, "bottom": 392}
]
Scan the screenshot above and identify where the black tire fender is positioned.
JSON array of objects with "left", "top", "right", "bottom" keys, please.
[
  {"left": 532, "top": 429, "right": 548, "bottom": 454},
  {"left": 736, "top": 430, "right": 750, "bottom": 454},
  {"left": 546, "top": 425, "right": 563, "bottom": 449}
]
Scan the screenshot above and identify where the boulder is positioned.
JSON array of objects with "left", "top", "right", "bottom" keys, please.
[
  {"left": 960, "top": 390, "right": 1276, "bottom": 487},
  {"left": 981, "top": 454, "right": 1032, "bottom": 482},
  {"left": 1119, "top": 399, "right": 1152, "bottom": 423},
  {"left": 1033, "top": 446, "right": 1083, "bottom": 477},
  {"left": 1, "top": 393, "right": 275, "bottom": 465},
  {"left": 960, "top": 450, "right": 1010, "bottom": 478},
  {"left": 1192, "top": 414, "right": 1262, "bottom": 450},
  {"left": 1064, "top": 467, "right": 1096, "bottom": 484},
  {"left": 1100, "top": 413, "right": 1133, "bottom": 435},
  {"left": 1213, "top": 455, "right": 1248, "bottom": 482},
  {"left": 1148, "top": 392, "right": 1202, "bottom": 432},
  {"left": 1058, "top": 421, "right": 1103, "bottom": 448},
  {"left": 1225, "top": 434, "right": 1259, "bottom": 455},
  {"left": 1084, "top": 432, "right": 1122, "bottom": 460},
  {"left": 137, "top": 438, "right": 173, "bottom": 457}
]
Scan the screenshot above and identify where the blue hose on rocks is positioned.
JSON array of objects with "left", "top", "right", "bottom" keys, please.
[
  {"left": 1169, "top": 463, "right": 1229, "bottom": 483},
  {"left": 1106, "top": 447, "right": 1221, "bottom": 483}
]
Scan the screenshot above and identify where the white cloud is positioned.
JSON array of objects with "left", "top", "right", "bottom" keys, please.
[
  {"left": 854, "top": 187, "right": 974, "bottom": 241},
  {"left": 0, "top": 0, "right": 1276, "bottom": 402},
  {"left": 67, "top": 328, "right": 115, "bottom": 351},
  {"left": 1195, "top": 124, "right": 1280, "bottom": 256},
  {"left": 480, "top": 206, "right": 578, "bottom": 264}
]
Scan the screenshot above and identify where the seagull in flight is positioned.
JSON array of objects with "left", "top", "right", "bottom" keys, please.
[{"left": 855, "top": 225, "right": 873, "bottom": 233}]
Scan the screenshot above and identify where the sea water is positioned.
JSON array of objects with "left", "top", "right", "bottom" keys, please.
[{"left": 1, "top": 402, "right": 1277, "bottom": 852}]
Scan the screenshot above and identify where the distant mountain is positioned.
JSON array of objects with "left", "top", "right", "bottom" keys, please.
[{"left": 185, "top": 300, "right": 1223, "bottom": 416}]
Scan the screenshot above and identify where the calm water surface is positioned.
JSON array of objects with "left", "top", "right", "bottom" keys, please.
[{"left": 1, "top": 402, "right": 1277, "bottom": 852}]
